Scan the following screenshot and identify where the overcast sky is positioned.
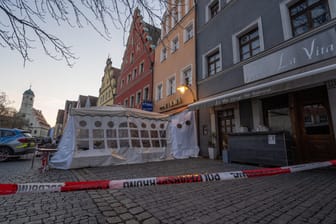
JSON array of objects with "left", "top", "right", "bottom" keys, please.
[{"left": 0, "top": 13, "right": 126, "bottom": 127}]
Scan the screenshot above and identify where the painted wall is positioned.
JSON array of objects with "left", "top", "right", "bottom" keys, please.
[{"left": 153, "top": 1, "right": 196, "bottom": 114}]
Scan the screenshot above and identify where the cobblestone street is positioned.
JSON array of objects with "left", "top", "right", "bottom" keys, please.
[{"left": 1, "top": 158, "right": 336, "bottom": 224}]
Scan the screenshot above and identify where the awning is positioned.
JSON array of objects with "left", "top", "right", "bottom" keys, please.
[{"left": 188, "top": 63, "right": 336, "bottom": 110}]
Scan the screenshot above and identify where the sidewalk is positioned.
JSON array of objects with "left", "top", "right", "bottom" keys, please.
[{"left": 1, "top": 158, "right": 336, "bottom": 224}]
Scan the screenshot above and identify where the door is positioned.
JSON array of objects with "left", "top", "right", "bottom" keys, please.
[
  {"left": 295, "top": 86, "right": 336, "bottom": 162},
  {"left": 217, "top": 108, "right": 235, "bottom": 150}
]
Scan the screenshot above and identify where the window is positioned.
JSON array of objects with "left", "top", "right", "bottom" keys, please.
[
  {"left": 124, "top": 99, "right": 128, "bottom": 107},
  {"left": 156, "top": 83, "right": 163, "bottom": 101},
  {"left": 136, "top": 91, "right": 141, "bottom": 104},
  {"left": 121, "top": 79, "right": 125, "bottom": 88},
  {"left": 171, "top": 8, "right": 178, "bottom": 27},
  {"left": 210, "top": 0, "right": 219, "bottom": 18},
  {"left": 139, "top": 62, "right": 144, "bottom": 73},
  {"left": 171, "top": 36, "right": 179, "bottom": 53},
  {"left": 202, "top": 45, "right": 222, "bottom": 79},
  {"left": 133, "top": 69, "right": 137, "bottom": 79},
  {"left": 182, "top": 66, "right": 192, "bottom": 86},
  {"left": 239, "top": 28, "right": 260, "bottom": 61},
  {"left": 167, "top": 76, "right": 176, "bottom": 96},
  {"left": 289, "top": 0, "right": 331, "bottom": 36},
  {"left": 303, "top": 104, "right": 330, "bottom": 135},
  {"left": 161, "top": 47, "right": 167, "bottom": 62},
  {"left": 207, "top": 50, "right": 221, "bottom": 76},
  {"left": 127, "top": 74, "right": 132, "bottom": 83},
  {"left": 143, "top": 86, "right": 149, "bottom": 101},
  {"left": 184, "top": 23, "right": 194, "bottom": 42},
  {"left": 206, "top": 0, "right": 220, "bottom": 22},
  {"left": 185, "top": 0, "right": 190, "bottom": 14},
  {"left": 280, "top": 0, "right": 335, "bottom": 39},
  {"left": 232, "top": 17, "right": 264, "bottom": 63},
  {"left": 178, "top": 1, "right": 182, "bottom": 21},
  {"left": 130, "top": 95, "right": 135, "bottom": 108},
  {"left": 130, "top": 52, "right": 134, "bottom": 64}
]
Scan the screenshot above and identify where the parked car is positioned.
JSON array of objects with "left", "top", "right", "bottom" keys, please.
[{"left": 0, "top": 128, "right": 37, "bottom": 161}]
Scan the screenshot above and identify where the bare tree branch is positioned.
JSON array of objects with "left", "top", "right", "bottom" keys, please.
[{"left": 0, "top": 0, "right": 169, "bottom": 67}]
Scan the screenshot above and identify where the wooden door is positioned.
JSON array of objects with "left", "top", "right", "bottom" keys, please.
[
  {"left": 295, "top": 86, "right": 336, "bottom": 162},
  {"left": 217, "top": 109, "right": 235, "bottom": 150}
]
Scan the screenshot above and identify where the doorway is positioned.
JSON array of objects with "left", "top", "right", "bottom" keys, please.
[
  {"left": 217, "top": 108, "right": 235, "bottom": 150},
  {"left": 294, "top": 86, "right": 336, "bottom": 162}
]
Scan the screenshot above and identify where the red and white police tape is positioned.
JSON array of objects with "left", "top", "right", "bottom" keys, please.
[{"left": 1, "top": 160, "right": 335, "bottom": 195}]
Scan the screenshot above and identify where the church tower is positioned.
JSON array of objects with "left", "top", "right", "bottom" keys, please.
[{"left": 19, "top": 87, "right": 35, "bottom": 116}]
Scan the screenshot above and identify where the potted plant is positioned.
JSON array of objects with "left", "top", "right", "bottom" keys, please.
[{"left": 208, "top": 132, "right": 217, "bottom": 159}]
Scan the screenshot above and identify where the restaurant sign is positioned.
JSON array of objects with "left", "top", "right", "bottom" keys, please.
[{"left": 243, "top": 27, "right": 336, "bottom": 83}]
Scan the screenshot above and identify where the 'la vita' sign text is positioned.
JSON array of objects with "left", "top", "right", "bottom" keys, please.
[{"left": 244, "top": 27, "right": 336, "bottom": 83}]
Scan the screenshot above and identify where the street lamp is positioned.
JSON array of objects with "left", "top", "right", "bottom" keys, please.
[{"left": 177, "top": 84, "right": 196, "bottom": 102}]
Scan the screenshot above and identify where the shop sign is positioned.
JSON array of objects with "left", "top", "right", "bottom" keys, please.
[
  {"left": 244, "top": 27, "right": 336, "bottom": 83},
  {"left": 142, "top": 101, "right": 153, "bottom": 111}
]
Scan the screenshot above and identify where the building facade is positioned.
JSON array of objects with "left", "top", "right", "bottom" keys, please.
[
  {"left": 153, "top": 0, "right": 197, "bottom": 115},
  {"left": 192, "top": 0, "right": 336, "bottom": 164},
  {"left": 114, "top": 9, "right": 161, "bottom": 111},
  {"left": 19, "top": 88, "right": 50, "bottom": 137},
  {"left": 98, "top": 57, "right": 120, "bottom": 106}
]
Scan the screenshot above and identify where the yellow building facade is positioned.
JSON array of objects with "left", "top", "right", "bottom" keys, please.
[
  {"left": 98, "top": 58, "right": 120, "bottom": 106},
  {"left": 153, "top": 0, "right": 196, "bottom": 115}
]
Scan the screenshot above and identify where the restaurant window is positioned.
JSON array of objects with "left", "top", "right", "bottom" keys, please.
[
  {"left": 303, "top": 103, "right": 330, "bottom": 135},
  {"left": 289, "top": 0, "right": 331, "bottom": 36},
  {"left": 263, "top": 95, "right": 292, "bottom": 133}
]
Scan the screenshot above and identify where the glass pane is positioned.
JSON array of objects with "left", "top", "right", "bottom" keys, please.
[
  {"left": 93, "top": 129, "right": 104, "bottom": 138},
  {"left": 150, "top": 130, "right": 159, "bottom": 138},
  {"left": 107, "top": 140, "right": 118, "bottom": 149},
  {"left": 303, "top": 104, "right": 330, "bottom": 135},
  {"left": 77, "top": 129, "right": 89, "bottom": 138},
  {"left": 130, "top": 130, "right": 139, "bottom": 138},
  {"left": 159, "top": 130, "right": 166, "bottom": 138},
  {"left": 152, "top": 140, "right": 161, "bottom": 147},
  {"left": 242, "top": 53, "right": 250, "bottom": 60},
  {"left": 292, "top": 14, "right": 308, "bottom": 27},
  {"left": 308, "top": 0, "right": 320, "bottom": 6},
  {"left": 249, "top": 30, "right": 259, "bottom": 39},
  {"left": 106, "top": 129, "right": 117, "bottom": 138},
  {"left": 77, "top": 140, "right": 89, "bottom": 150},
  {"left": 142, "top": 140, "right": 151, "bottom": 148},
  {"left": 294, "top": 25, "right": 309, "bottom": 36},
  {"left": 267, "top": 108, "right": 292, "bottom": 133},
  {"left": 131, "top": 139, "right": 141, "bottom": 147},
  {"left": 141, "top": 130, "right": 149, "bottom": 138},
  {"left": 118, "top": 129, "right": 129, "bottom": 138},
  {"left": 119, "top": 140, "right": 130, "bottom": 147},
  {"left": 161, "top": 139, "right": 167, "bottom": 147},
  {"left": 251, "top": 40, "right": 260, "bottom": 49},
  {"left": 93, "top": 140, "right": 104, "bottom": 149},
  {"left": 290, "top": 2, "right": 307, "bottom": 16},
  {"left": 252, "top": 48, "right": 260, "bottom": 56}
]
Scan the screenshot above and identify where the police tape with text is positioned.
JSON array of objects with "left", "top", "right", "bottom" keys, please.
[{"left": 0, "top": 160, "right": 335, "bottom": 195}]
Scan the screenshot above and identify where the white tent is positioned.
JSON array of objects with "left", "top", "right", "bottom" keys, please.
[{"left": 50, "top": 106, "right": 199, "bottom": 169}]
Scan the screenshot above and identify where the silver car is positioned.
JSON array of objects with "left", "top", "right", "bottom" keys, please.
[{"left": 0, "top": 128, "right": 37, "bottom": 161}]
